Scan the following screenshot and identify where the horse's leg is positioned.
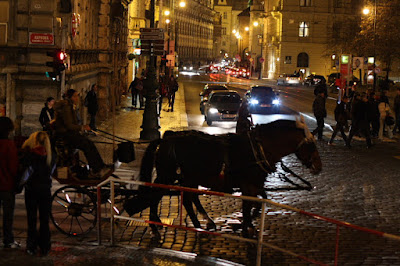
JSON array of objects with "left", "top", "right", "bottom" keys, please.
[
  {"left": 192, "top": 194, "right": 216, "bottom": 230},
  {"left": 242, "top": 200, "right": 254, "bottom": 238},
  {"left": 182, "top": 193, "right": 202, "bottom": 228},
  {"left": 148, "top": 191, "right": 163, "bottom": 240}
]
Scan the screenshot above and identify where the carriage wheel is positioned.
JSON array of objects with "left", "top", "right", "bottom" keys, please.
[{"left": 50, "top": 185, "right": 97, "bottom": 236}]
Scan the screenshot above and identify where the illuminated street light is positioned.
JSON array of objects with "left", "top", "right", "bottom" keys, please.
[
  {"left": 363, "top": 8, "right": 370, "bottom": 15},
  {"left": 253, "top": 21, "right": 259, "bottom": 27},
  {"left": 164, "top": 10, "right": 170, "bottom": 16},
  {"left": 245, "top": 26, "right": 249, "bottom": 31},
  {"left": 166, "top": 19, "right": 170, "bottom": 24},
  {"left": 179, "top": 1, "right": 186, "bottom": 8},
  {"left": 232, "top": 29, "right": 237, "bottom": 34}
]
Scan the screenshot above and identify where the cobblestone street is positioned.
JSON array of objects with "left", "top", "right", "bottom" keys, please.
[{"left": 4, "top": 81, "right": 400, "bottom": 265}]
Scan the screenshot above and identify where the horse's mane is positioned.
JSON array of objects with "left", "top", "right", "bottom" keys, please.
[{"left": 163, "top": 130, "right": 228, "bottom": 143}]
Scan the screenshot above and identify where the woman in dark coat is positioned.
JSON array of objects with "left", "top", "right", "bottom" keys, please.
[
  {"left": 21, "top": 131, "right": 54, "bottom": 256},
  {"left": 39, "top": 97, "right": 55, "bottom": 131}
]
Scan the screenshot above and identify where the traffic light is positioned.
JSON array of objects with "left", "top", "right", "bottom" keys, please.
[{"left": 45, "top": 50, "right": 67, "bottom": 81}]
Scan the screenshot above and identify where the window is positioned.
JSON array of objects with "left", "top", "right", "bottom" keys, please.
[
  {"left": 300, "top": 0, "right": 311, "bottom": 6},
  {"left": 297, "top": 53, "right": 309, "bottom": 67},
  {"left": 334, "top": 0, "right": 343, "bottom": 8},
  {"left": 222, "top": 27, "right": 226, "bottom": 35},
  {"left": 299, "top": 22, "right": 309, "bottom": 37},
  {"left": 223, "top": 12, "right": 227, "bottom": 20},
  {"left": 285, "top": 56, "right": 292, "bottom": 64}
]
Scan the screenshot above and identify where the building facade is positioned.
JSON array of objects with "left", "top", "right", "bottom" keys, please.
[
  {"left": 251, "top": 0, "right": 362, "bottom": 79},
  {"left": 0, "top": 0, "right": 131, "bottom": 136}
]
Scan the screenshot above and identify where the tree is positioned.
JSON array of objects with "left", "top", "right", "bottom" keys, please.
[{"left": 353, "top": 0, "right": 400, "bottom": 80}]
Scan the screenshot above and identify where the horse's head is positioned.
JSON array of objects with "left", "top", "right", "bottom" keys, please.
[{"left": 295, "top": 117, "right": 322, "bottom": 174}]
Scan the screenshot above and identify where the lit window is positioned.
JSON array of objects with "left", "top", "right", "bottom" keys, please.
[
  {"left": 222, "top": 27, "right": 226, "bottom": 35},
  {"left": 300, "top": 0, "right": 311, "bottom": 7},
  {"left": 299, "top": 22, "right": 309, "bottom": 37}
]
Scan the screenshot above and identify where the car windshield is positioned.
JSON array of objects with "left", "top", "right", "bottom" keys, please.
[
  {"left": 210, "top": 93, "right": 241, "bottom": 103},
  {"left": 207, "top": 86, "right": 227, "bottom": 91},
  {"left": 251, "top": 87, "right": 275, "bottom": 97}
]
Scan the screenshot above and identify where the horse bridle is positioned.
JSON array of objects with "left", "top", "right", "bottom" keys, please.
[{"left": 247, "top": 131, "right": 274, "bottom": 174}]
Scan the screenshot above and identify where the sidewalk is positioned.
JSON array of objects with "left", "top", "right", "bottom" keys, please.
[{"left": 98, "top": 84, "right": 189, "bottom": 140}]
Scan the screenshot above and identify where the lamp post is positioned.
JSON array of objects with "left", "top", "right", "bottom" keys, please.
[
  {"left": 140, "top": 0, "right": 160, "bottom": 140},
  {"left": 363, "top": 0, "right": 377, "bottom": 91},
  {"left": 253, "top": 20, "right": 264, "bottom": 80}
]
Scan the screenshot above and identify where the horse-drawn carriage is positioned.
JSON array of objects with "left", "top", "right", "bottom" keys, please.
[{"left": 50, "top": 133, "right": 136, "bottom": 236}]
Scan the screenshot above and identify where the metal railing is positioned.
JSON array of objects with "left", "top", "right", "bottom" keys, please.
[{"left": 97, "top": 177, "right": 400, "bottom": 266}]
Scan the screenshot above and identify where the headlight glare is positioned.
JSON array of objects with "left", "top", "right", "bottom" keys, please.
[
  {"left": 209, "top": 108, "right": 219, "bottom": 114},
  {"left": 272, "top": 99, "right": 280, "bottom": 105},
  {"left": 250, "top": 99, "right": 259, "bottom": 105}
]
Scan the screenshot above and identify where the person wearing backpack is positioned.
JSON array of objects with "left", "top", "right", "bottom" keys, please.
[
  {"left": 0, "top": 117, "right": 20, "bottom": 249},
  {"left": 20, "top": 131, "right": 54, "bottom": 256}
]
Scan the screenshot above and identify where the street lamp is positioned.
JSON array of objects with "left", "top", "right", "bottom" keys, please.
[
  {"left": 363, "top": 1, "right": 377, "bottom": 91},
  {"left": 253, "top": 20, "right": 264, "bottom": 80},
  {"left": 179, "top": 1, "right": 186, "bottom": 8}
]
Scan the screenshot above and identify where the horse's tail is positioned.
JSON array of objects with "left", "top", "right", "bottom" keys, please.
[{"left": 139, "top": 139, "right": 161, "bottom": 183}]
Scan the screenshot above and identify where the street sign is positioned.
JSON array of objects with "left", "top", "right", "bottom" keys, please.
[
  {"left": 140, "top": 28, "right": 164, "bottom": 33},
  {"left": 352, "top": 57, "right": 364, "bottom": 69},
  {"left": 141, "top": 50, "right": 164, "bottom": 56},
  {"left": 259, "top": 57, "right": 265, "bottom": 63},
  {"left": 140, "top": 34, "right": 164, "bottom": 40},
  {"left": 29, "top": 33, "right": 54, "bottom": 45},
  {"left": 374, "top": 67, "right": 381, "bottom": 74},
  {"left": 141, "top": 39, "right": 164, "bottom": 45}
]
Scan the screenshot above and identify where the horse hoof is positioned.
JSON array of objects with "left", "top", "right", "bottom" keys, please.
[{"left": 206, "top": 222, "right": 217, "bottom": 231}]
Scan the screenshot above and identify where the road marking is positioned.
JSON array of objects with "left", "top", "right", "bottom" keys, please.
[{"left": 300, "top": 112, "right": 334, "bottom": 131}]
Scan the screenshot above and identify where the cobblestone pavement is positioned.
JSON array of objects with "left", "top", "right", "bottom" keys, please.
[{"left": 5, "top": 78, "right": 400, "bottom": 265}]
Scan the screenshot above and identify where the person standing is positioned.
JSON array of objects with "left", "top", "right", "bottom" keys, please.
[
  {"left": 0, "top": 117, "right": 20, "bottom": 249},
  {"left": 328, "top": 96, "right": 349, "bottom": 145},
  {"left": 236, "top": 99, "right": 253, "bottom": 135},
  {"left": 21, "top": 131, "right": 54, "bottom": 256},
  {"left": 311, "top": 91, "right": 327, "bottom": 140},
  {"left": 39, "top": 97, "right": 55, "bottom": 131},
  {"left": 392, "top": 88, "right": 400, "bottom": 134},
  {"left": 367, "top": 92, "right": 379, "bottom": 137},
  {"left": 137, "top": 77, "right": 145, "bottom": 109},
  {"left": 347, "top": 93, "right": 372, "bottom": 148},
  {"left": 129, "top": 77, "right": 139, "bottom": 108},
  {"left": 378, "top": 96, "right": 394, "bottom": 140},
  {"left": 84, "top": 84, "right": 99, "bottom": 131},
  {"left": 167, "top": 75, "right": 178, "bottom": 112}
]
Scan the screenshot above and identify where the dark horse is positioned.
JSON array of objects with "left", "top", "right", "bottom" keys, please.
[{"left": 125, "top": 118, "right": 322, "bottom": 238}]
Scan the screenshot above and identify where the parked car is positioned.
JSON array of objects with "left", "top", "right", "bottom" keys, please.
[
  {"left": 246, "top": 86, "right": 280, "bottom": 114},
  {"left": 199, "top": 84, "right": 229, "bottom": 114},
  {"left": 303, "top": 75, "right": 326, "bottom": 86},
  {"left": 276, "top": 74, "right": 301, "bottom": 86},
  {"left": 237, "top": 67, "right": 250, "bottom": 79},
  {"left": 204, "top": 90, "right": 242, "bottom": 126}
]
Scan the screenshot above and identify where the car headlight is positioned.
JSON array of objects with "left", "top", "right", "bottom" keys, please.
[
  {"left": 250, "top": 99, "right": 259, "bottom": 105},
  {"left": 209, "top": 108, "right": 219, "bottom": 114},
  {"left": 272, "top": 99, "right": 280, "bottom": 105},
  {"left": 183, "top": 66, "right": 187, "bottom": 70},
  {"left": 190, "top": 66, "right": 193, "bottom": 70}
]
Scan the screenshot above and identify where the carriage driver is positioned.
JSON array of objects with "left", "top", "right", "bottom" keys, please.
[{"left": 53, "top": 89, "right": 112, "bottom": 178}]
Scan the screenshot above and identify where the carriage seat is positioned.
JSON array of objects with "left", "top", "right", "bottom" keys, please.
[{"left": 54, "top": 138, "right": 79, "bottom": 167}]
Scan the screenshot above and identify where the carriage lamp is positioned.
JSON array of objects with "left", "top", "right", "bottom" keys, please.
[
  {"left": 209, "top": 108, "right": 219, "bottom": 114},
  {"left": 250, "top": 99, "right": 259, "bottom": 105},
  {"left": 272, "top": 99, "right": 280, "bottom": 105}
]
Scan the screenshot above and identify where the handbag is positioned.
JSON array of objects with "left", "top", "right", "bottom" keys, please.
[
  {"left": 385, "top": 115, "right": 395, "bottom": 126},
  {"left": 15, "top": 165, "right": 34, "bottom": 194}
]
